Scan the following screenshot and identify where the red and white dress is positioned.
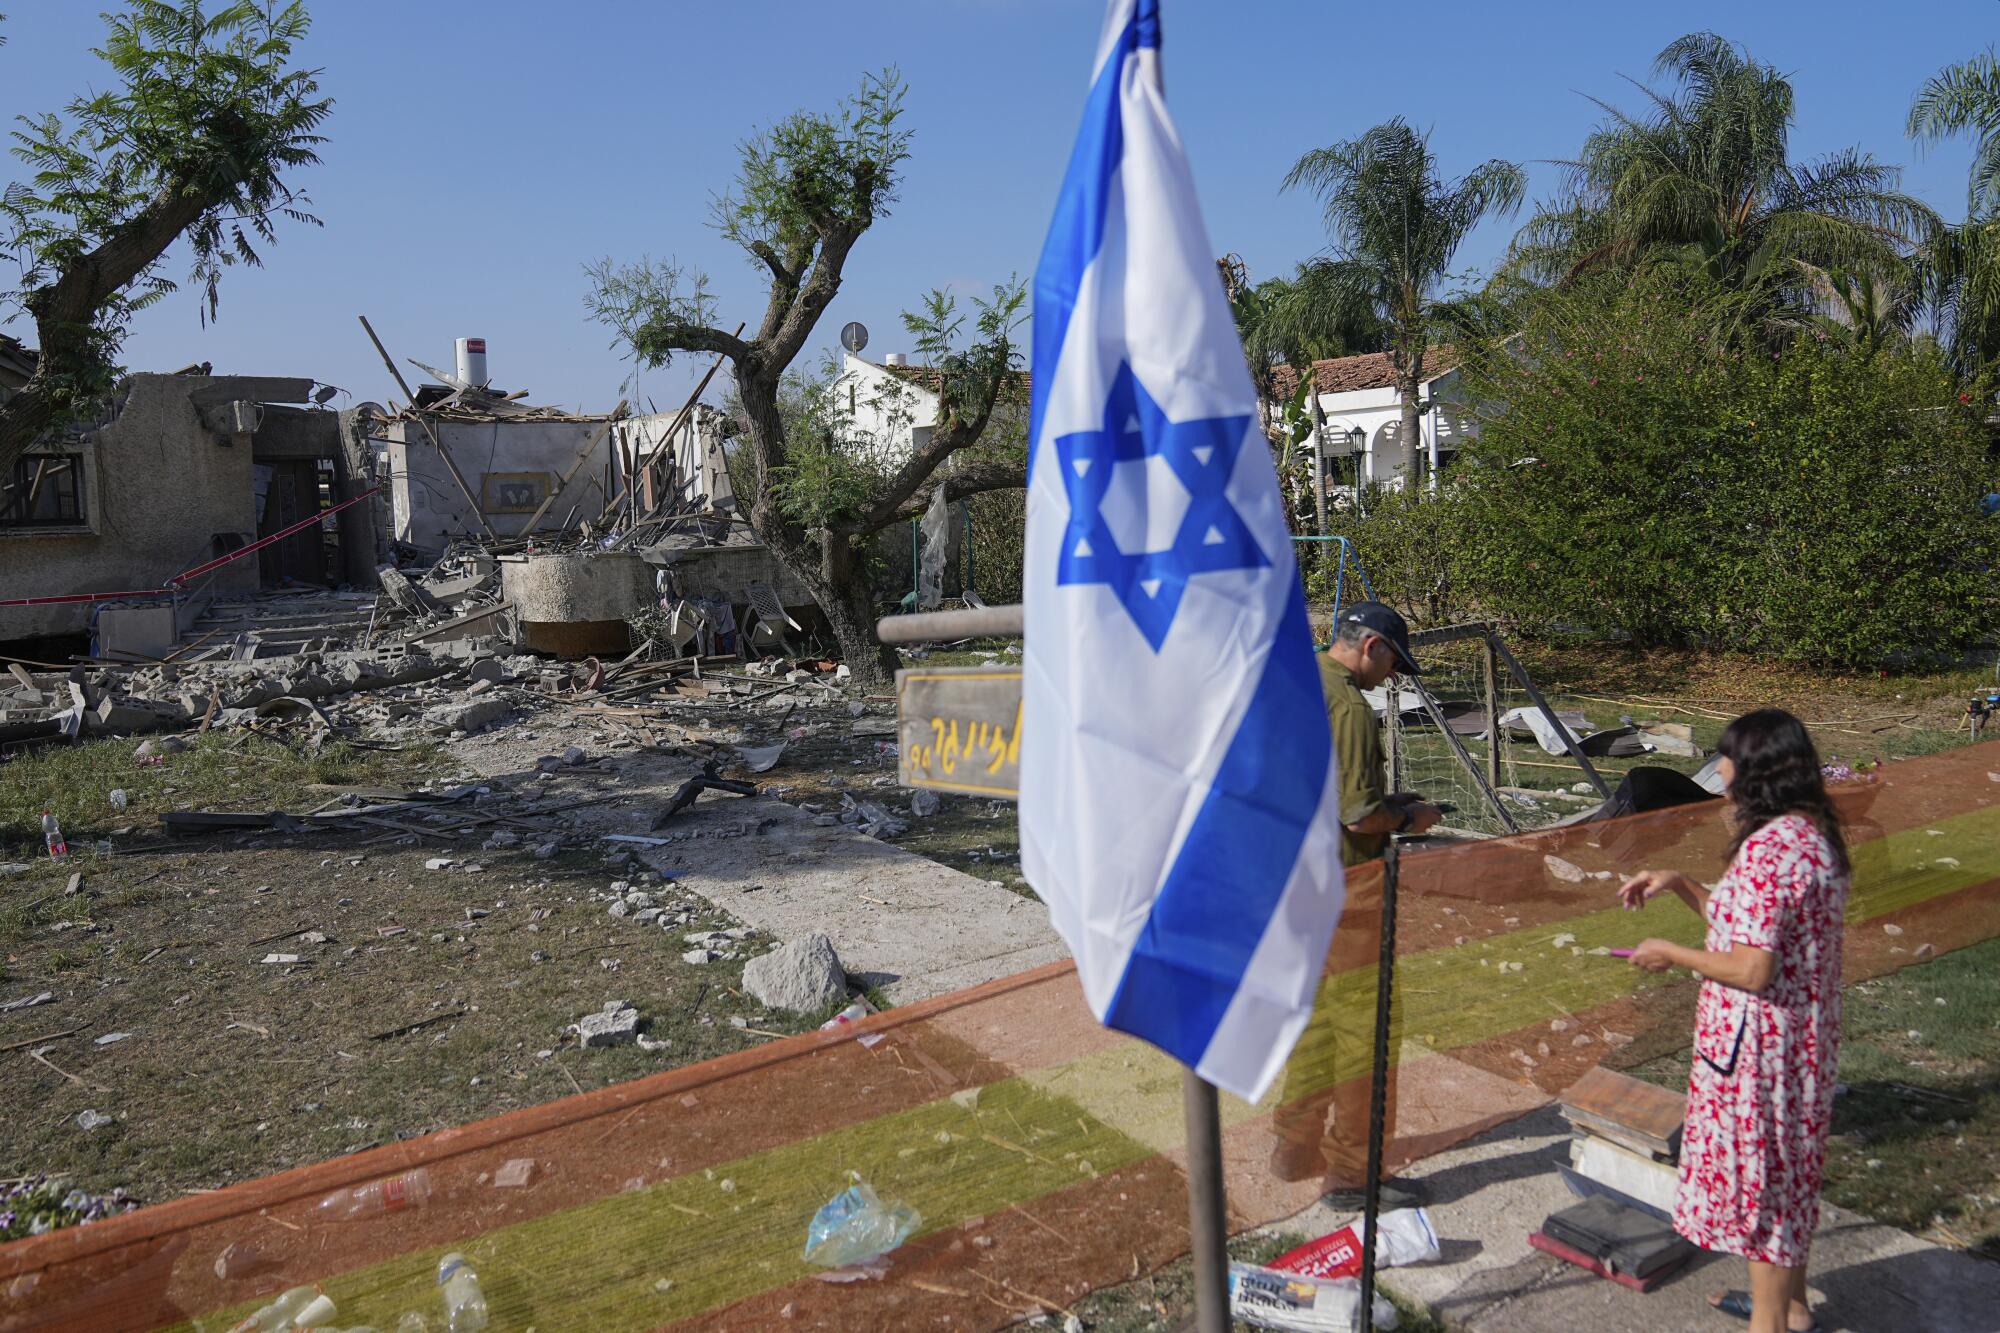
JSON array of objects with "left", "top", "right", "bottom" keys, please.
[{"left": 1673, "top": 814, "right": 1848, "bottom": 1268}]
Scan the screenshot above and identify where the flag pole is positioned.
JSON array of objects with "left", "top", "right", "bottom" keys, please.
[
  {"left": 1182, "top": 1069, "right": 1230, "bottom": 1333},
  {"left": 1357, "top": 839, "right": 1401, "bottom": 1333}
]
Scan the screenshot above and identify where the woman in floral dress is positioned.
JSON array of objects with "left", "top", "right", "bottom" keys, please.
[{"left": 1619, "top": 709, "right": 1849, "bottom": 1333}]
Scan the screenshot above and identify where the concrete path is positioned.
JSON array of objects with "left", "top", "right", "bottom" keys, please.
[
  {"left": 624, "top": 794, "right": 1068, "bottom": 1003},
  {"left": 1273, "top": 1105, "right": 2000, "bottom": 1333},
  {"left": 447, "top": 731, "right": 1067, "bottom": 1003}
]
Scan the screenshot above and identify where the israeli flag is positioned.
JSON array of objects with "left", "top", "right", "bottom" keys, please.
[{"left": 1020, "top": 0, "right": 1346, "bottom": 1102}]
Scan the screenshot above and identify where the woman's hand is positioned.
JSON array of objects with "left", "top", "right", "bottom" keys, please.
[
  {"left": 1628, "top": 938, "right": 1677, "bottom": 973},
  {"left": 1618, "top": 870, "right": 1686, "bottom": 911}
]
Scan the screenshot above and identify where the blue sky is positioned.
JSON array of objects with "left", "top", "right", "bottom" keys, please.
[{"left": 0, "top": 1, "right": 1990, "bottom": 412}]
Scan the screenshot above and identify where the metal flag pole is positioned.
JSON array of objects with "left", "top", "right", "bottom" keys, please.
[
  {"left": 1357, "top": 839, "right": 1402, "bottom": 1333},
  {"left": 1183, "top": 1069, "right": 1230, "bottom": 1333}
]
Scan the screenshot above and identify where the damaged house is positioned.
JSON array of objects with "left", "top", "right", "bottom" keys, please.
[{"left": 0, "top": 367, "right": 377, "bottom": 655}]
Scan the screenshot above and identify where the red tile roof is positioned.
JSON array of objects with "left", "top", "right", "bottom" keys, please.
[{"left": 1271, "top": 346, "right": 1461, "bottom": 400}]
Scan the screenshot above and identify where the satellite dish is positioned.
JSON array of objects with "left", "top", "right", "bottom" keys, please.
[{"left": 839, "top": 321, "right": 869, "bottom": 354}]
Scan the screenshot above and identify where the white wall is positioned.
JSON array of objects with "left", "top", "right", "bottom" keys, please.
[
  {"left": 1304, "top": 367, "right": 1475, "bottom": 497},
  {"left": 832, "top": 352, "right": 937, "bottom": 464},
  {"left": 385, "top": 416, "right": 614, "bottom": 552}
]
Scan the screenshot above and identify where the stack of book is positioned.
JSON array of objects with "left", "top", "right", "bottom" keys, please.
[{"left": 1530, "top": 1067, "right": 1696, "bottom": 1291}]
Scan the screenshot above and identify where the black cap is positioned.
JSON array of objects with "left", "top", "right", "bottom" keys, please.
[{"left": 1338, "top": 601, "right": 1423, "bottom": 675}]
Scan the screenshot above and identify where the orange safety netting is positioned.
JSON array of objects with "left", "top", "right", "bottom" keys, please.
[{"left": 3, "top": 740, "right": 1996, "bottom": 1332}]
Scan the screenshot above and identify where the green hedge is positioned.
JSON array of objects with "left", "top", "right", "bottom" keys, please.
[{"left": 1335, "top": 271, "right": 1998, "bottom": 668}]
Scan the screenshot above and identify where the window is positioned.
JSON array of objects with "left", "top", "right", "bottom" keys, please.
[{"left": 0, "top": 453, "right": 86, "bottom": 528}]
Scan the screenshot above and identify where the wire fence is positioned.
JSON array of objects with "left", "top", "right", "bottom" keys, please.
[{"left": 2, "top": 741, "right": 1996, "bottom": 1331}]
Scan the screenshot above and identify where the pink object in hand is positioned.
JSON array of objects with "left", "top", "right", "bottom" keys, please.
[{"left": 1609, "top": 948, "right": 1636, "bottom": 958}]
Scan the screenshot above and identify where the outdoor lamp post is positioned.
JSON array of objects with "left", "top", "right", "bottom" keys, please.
[{"left": 1345, "top": 425, "right": 1366, "bottom": 497}]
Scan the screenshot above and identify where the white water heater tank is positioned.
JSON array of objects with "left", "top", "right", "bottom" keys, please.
[{"left": 455, "top": 337, "right": 489, "bottom": 388}]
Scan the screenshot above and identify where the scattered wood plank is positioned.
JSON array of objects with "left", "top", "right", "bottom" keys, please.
[{"left": 0, "top": 1028, "right": 79, "bottom": 1055}]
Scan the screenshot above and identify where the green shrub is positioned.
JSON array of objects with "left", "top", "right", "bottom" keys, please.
[{"left": 1450, "top": 269, "right": 1999, "bottom": 667}]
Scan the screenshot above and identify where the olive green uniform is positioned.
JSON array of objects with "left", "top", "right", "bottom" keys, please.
[{"left": 1319, "top": 653, "right": 1390, "bottom": 866}]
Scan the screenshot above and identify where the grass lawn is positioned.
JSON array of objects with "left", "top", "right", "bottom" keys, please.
[
  {"left": 1632, "top": 934, "right": 2000, "bottom": 1259},
  {"left": 0, "top": 731, "right": 825, "bottom": 1205}
]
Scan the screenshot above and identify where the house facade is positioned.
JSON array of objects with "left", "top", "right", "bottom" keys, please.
[{"left": 1281, "top": 348, "right": 1478, "bottom": 502}]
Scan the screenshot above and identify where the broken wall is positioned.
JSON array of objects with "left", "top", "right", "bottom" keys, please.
[
  {"left": 617, "top": 408, "right": 735, "bottom": 513},
  {"left": 384, "top": 417, "right": 615, "bottom": 554},
  {"left": 0, "top": 374, "right": 274, "bottom": 641}
]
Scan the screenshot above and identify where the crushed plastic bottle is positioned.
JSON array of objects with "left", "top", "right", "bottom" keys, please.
[
  {"left": 108, "top": 789, "right": 128, "bottom": 811},
  {"left": 394, "top": 1314, "right": 433, "bottom": 1333},
  {"left": 41, "top": 811, "right": 67, "bottom": 862},
  {"left": 288, "top": 1293, "right": 337, "bottom": 1328},
  {"left": 315, "top": 1167, "right": 431, "bottom": 1221},
  {"left": 803, "top": 1179, "right": 921, "bottom": 1268},
  {"left": 437, "top": 1252, "right": 490, "bottom": 1332},
  {"left": 226, "top": 1285, "right": 317, "bottom": 1333}
]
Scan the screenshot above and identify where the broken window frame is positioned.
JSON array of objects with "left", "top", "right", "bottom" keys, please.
[{"left": 0, "top": 451, "right": 90, "bottom": 530}]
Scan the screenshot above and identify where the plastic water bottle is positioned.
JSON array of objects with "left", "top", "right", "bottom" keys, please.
[
  {"left": 315, "top": 1167, "right": 431, "bottom": 1221},
  {"left": 108, "top": 789, "right": 128, "bottom": 811},
  {"left": 287, "top": 1292, "right": 337, "bottom": 1328},
  {"left": 436, "top": 1252, "right": 489, "bottom": 1332},
  {"left": 41, "top": 811, "right": 67, "bottom": 862},
  {"left": 225, "top": 1285, "right": 318, "bottom": 1332}
]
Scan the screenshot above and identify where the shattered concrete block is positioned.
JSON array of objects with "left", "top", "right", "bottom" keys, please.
[
  {"left": 681, "top": 948, "right": 717, "bottom": 965},
  {"left": 422, "top": 697, "right": 511, "bottom": 734},
  {"left": 578, "top": 1005, "right": 641, "bottom": 1047},
  {"left": 468, "top": 658, "right": 509, "bottom": 685},
  {"left": 910, "top": 790, "right": 941, "bottom": 818},
  {"left": 741, "top": 933, "right": 847, "bottom": 1014}
]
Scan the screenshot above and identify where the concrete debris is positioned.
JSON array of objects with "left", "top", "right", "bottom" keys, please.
[
  {"left": 577, "top": 1004, "right": 642, "bottom": 1047},
  {"left": 909, "top": 790, "right": 941, "bottom": 818},
  {"left": 742, "top": 933, "right": 847, "bottom": 1014},
  {"left": 682, "top": 948, "right": 718, "bottom": 965}
]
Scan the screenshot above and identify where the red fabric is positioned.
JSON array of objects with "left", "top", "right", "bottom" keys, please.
[{"left": 1673, "top": 815, "right": 1848, "bottom": 1266}]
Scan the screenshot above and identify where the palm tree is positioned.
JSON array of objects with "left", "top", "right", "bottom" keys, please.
[
  {"left": 1281, "top": 117, "right": 1525, "bottom": 475},
  {"left": 1910, "top": 49, "right": 2000, "bottom": 213},
  {"left": 1511, "top": 33, "right": 1934, "bottom": 308},
  {"left": 1910, "top": 50, "right": 2000, "bottom": 373},
  {"left": 1801, "top": 263, "right": 1920, "bottom": 357}
]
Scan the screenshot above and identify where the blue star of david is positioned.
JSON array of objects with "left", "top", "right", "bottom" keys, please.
[{"left": 1055, "top": 362, "right": 1269, "bottom": 651}]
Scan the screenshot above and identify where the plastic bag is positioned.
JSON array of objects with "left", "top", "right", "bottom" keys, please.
[
  {"left": 1228, "top": 1263, "right": 1398, "bottom": 1332},
  {"left": 802, "top": 1179, "right": 920, "bottom": 1268}
]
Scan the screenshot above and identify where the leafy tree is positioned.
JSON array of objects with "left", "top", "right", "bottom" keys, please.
[
  {"left": 1222, "top": 257, "right": 1384, "bottom": 528},
  {"left": 1281, "top": 117, "right": 1524, "bottom": 477},
  {"left": 586, "top": 71, "right": 1026, "bottom": 683},
  {"left": 0, "top": 1, "right": 330, "bottom": 474},
  {"left": 1509, "top": 32, "right": 1934, "bottom": 333}
]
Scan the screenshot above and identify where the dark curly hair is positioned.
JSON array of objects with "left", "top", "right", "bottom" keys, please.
[{"left": 1717, "top": 708, "right": 1849, "bottom": 876}]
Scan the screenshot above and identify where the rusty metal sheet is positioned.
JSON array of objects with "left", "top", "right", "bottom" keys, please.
[{"left": 896, "top": 666, "right": 1022, "bottom": 799}]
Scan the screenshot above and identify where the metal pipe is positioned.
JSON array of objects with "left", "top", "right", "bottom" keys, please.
[
  {"left": 1358, "top": 840, "right": 1402, "bottom": 1333},
  {"left": 1183, "top": 1069, "right": 1230, "bottom": 1333},
  {"left": 875, "top": 603, "right": 1023, "bottom": 645}
]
